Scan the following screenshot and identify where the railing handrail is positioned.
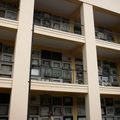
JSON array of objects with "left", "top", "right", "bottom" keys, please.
[
  {"left": 31, "top": 64, "right": 85, "bottom": 73},
  {"left": 95, "top": 27, "right": 120, "bottom": 44},
  {"left": 99, "top": 74, "right": 120, "bottom": 77},
  {"left": 34, "top": 16, "right": 84, "bottom": 26}
]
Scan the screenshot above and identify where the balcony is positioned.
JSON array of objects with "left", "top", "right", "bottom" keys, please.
[
  {"left": 94, "top": 7, "right": 120, "bottom": 47},
  {"left": 34, "top": 11, "right": 83, "bottom": 36},
  {"left": 0, "top": 44, "right": 14, "bottom": 78},
  {"left": 0, "top": 2, "right": 19, "bottom": 21},
  {"left": 31, "top": 31, "right": 86, "bottom": 93},
  {"left": 31, "top": 50, "right": 85, "bottom": 85},
  {"left": 31, "top": 66, "right": 84, "bottom": 84},
  {"left": 98, "top": 60, "right": 120, "bottom": 87},
  {"left": 95, "top": 27, "right": 120, "bottom": 44},
  {"left": 34, "top": 0, "right": 84, "bottom": 39},
  {"left": 0, "top": 26, "right": 16, "bottom": 79},
  {"left": 101, "top": 97, "right": 120, "bottom": 119},
  {"left": 29, "top": 94, "right": 86, "bottom": 120},
  {"left": 0, "top": 93, "right": 10, "bottom": 120}
]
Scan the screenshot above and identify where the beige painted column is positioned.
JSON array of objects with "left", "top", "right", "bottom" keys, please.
[
  {"left": 72, "top": 95, "right": 77, "bottom": 120},
  {"left": 117, "top": 63, "right": 120, "bottom": 85},
  {"left": 71, "top": 57, "right": 76, "bottom": 83},
  {"left": 9, "top": 0, "right": 34, "bottom": 120},
  {"left": 81, "top": 3, "right": 102, "bottom": 120},
  {"left": 69, "top": 20, "right": 74, "bottom": 33}
]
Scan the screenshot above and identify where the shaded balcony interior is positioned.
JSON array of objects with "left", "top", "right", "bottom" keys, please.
[
  {"left": 0, "top": 27, "right": 16, "bottom": 78},
  {"left": 29, "top": 91, "right": 86, "bottom": 120},
  {"left": 101, "top": 95, "right": 120, "bottom": 119},
  {"left": 0, "top": 92, "right": 10, "bottom": 119},
  {"left": 97, "top": 47, "right": 120, "bottom": 87},
  {"left": 31, "top": 34, "right": 85, "bottom": 85},
  {"left": 0, "top": 0, "right": 19, "bottom": 21},
  {"left": 34, "top": 0, "right": 83, "bottom": 35},
  {"left": 94, "top": 7, "right": 120, "bottom": 44}
]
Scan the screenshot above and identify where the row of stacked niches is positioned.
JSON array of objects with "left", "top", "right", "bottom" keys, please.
[
  {"left": 0, "top": 2, "right": 18, "bottom": 20},
  {"left": 34, "top": 11, "right": 81, "bottom": 35},
  {"left": 98, "top": 60, "right": 119, "bottom": 86},
  {"left": 0, "top": 43, "right": 14, "bottom": 78},
  {"left": 31, "top": 49, "right": 84, "bottom": 84},
  {"left": 29, "top": 95, "right": 86, "bottom": 120},
  {"left": 101, "top": 97, "right": 120, "bottom": 120}
]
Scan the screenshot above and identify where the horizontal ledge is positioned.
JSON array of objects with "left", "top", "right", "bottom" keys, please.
[
  {"left": 100, "top": 86, "right": 120, "bottom": 95},
  {"left": 0, "top": 18, "right": 18, "bottom": 29},
  {"left": 0, "top": 78, "right": 120, "bottom": 96},
  {"left": 0, "top": 77, "right": 13, "bottom": 88},
  {"left": 96, "top": 39, "right": 120, "bottom": 51},
  {"left": 31, "top": 80, "right": 88, "bottom": 93},
  {"left": 34, "top": 25, "right": 85, "bottom": 43}
]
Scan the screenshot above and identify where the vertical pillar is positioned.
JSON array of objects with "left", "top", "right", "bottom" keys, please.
[
  {"left": 113, "top": 33, "right": 120, "bottom": 44},
  {"left": 81, "top": 3, "right": 102, "bottom": 120},
  {"left": 117, "top": 63, "right": 120, "bottom": 85},
  {"left": 73, "top": 96, "right": 77, "bottom": 120},
  {"left": 9, "top": 0, "right": 34, "bottom": 120},
  {"left": 71, "top": 57, "right": 76, "bottom": 83},
  {"left": 69, "top": 20, "right": 74, "bottom": 33}
]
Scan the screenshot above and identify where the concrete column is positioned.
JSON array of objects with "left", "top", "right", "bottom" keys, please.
[
  {"left": 117, "top": 62, "right": 120, "bottom": 85},
  {"left": 71, "top": 57, "right": 76, "bottom": 83},
  {"left": 81, "top": 3, "right": 102, "bottom": 120},
  {"left": 9, "top": 0, "right": 34, "bottom": 120},
  {"left": 72, "top": 96, "right": 77, "bottom": 120},
  {"left": 69, "top": 20, "right": 74, "bottom": 33}
]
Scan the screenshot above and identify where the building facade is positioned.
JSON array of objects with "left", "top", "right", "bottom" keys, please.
[{"left": 0, "top": 0, "right": 120, "bottom": 120}]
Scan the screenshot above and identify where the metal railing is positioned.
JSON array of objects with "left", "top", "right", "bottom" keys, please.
[
  {"left": 34, "top": 11, "right": 84, "bottom": 35},
  {"left": 99, "top": 74, "right": 120, "bottom": 87},
  {"left": 0, "top": 104, "right": 9, "bottom": 119},
  {"left": 0, "top": 60, "right": 14, "bottom": 78},
  {"left": 0, "top": 44, "right": 14, "bottom": 78},
  {"left": 31, "top": 65, "right": 84, "bottom": 84},
  {"left": 0, "top": 3, "right": 18, "bottom": 20},
  {"left": 101, "top": 97, "right": 120, "bottom": 119},
  {"left": 95, "top": 28, "right": 120, "bottom": 44}
]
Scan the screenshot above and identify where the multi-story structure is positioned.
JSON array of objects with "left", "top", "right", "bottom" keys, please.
[{"left": 0, "top": 0, "right": 120, "bottom": 120}]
